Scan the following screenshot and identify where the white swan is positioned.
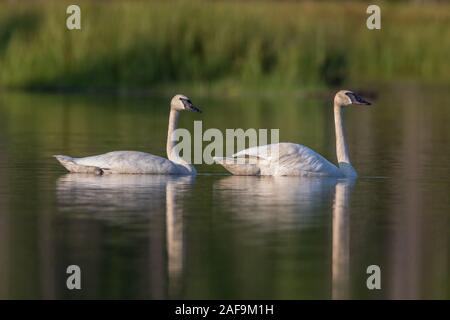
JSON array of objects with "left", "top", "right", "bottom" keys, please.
[
  {"left": 214, "top": 90, "right": 371, "bottom": 178},
  {"left": 54, "top": 94, "right": 201, "bottom": 175}
]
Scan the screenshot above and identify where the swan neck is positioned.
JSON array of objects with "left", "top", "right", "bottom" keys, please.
[
  {"left": 166, "top": 109, "right": 194, "bottom": 172},
  {"left": 334, "top": 103, "right": 351, "bottom": 165},
  {"left": 167, "top": 109, "right": 179, "bottom": 161}
]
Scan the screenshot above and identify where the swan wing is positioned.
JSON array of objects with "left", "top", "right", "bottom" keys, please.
[
  {"left": 72, "top": 151, "right": 184, "bottom": 174},
  {"left": 232, "top": 144, "right": 275, "bottom": 160},
  {"left": 233, "top": 143, "right": 341, "bottom": 176}
]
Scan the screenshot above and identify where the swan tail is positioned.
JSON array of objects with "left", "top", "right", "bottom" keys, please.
[
  {"left": 213, "top": 157, "right": 261, "bottom": 176},
  {"left": 54, "top": 155, "right": 104, "bottom": 175}
]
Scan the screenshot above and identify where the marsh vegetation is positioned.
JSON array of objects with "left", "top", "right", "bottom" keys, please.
[{"left": 0, "top": 1, "right": 449, "bottom": 93}]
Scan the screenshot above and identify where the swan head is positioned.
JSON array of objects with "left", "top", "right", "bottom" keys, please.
[
  {"left": 335, "top": 90, "right": 371, "bottom": 107},
  {"left": 171, "top": 94, "right": 202, "bottom": 113}
]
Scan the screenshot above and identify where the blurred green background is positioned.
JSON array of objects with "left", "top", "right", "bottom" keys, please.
[{"left": 0, "top": 0, "right": 449, "bottom": 94}]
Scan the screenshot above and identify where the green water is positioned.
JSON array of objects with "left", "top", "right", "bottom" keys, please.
[{"left": 0, "top": 86, "right": 449, "bottom": 299}]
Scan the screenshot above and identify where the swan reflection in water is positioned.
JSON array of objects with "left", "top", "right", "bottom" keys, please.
[
  {"left": 57, "top": 173, "right": 353, "bottom": 298},
  {"left": 213, "top": 176, "right": 354, "bottom": 299},
  {"left": 331, "top": 181, "right": 353, "bottom": 299},
  {"left": 56, "top": 174, "right": 194, "bottom": 298}
]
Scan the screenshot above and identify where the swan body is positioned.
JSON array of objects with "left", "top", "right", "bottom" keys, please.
[
  {"left": 55, "top": 94, "right": 201, "bottom": 175},
  {"left": 55, "top": 151, "right": 194, "bottom": 175},
  {"left": 214, "top": 90, "right": 371, "bottom": 178},
  {"left": 214, "top": 143, "right": 342, "bottom": 177}
]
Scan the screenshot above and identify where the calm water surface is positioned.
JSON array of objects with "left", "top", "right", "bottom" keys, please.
[{"left": 0, "top": 86, "right": 449, "bottom": 299}]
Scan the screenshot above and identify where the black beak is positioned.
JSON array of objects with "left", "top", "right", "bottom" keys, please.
[
  {"left": 181, "top": 98, "right": 202, "bottom": 113},
  {"left": 189, "top": 105, "right": 202, "bottom": 113},
  {"left": 346, "top": 92, "right": 371, "bottom": 105}
]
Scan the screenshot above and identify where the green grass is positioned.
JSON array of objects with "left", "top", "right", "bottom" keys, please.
[{"left": 0, "top": 0, "right": 449, "bottom": 94}]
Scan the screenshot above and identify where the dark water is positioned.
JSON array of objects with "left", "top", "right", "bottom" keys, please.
[{"left": 0, "top": 85, "right": 449, "bottom": 299}]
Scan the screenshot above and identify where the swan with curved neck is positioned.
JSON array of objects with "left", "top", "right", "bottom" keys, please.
[
  {"left": 54, "top": 94, "right": 201, "bottom": 175},
  {"left": 214, "top": 90, "right": 371, "bottom": 178}
]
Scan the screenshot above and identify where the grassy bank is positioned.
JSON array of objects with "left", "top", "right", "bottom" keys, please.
[{"left": 0, "top": 0, "right": 449, "bottom": 94}]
